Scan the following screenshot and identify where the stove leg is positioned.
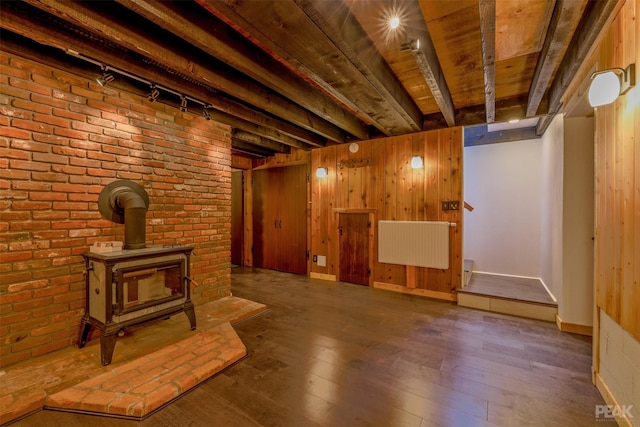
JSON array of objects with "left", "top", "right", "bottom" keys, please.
[
  {"left": 100, "top": 331, "right": 118, "bottom": 366},
  {"left": 184, "top": 302, "right": 196, "bottom": 330},
  {"left": 78, "top": 317, "right": 92, "bottom": 348}
]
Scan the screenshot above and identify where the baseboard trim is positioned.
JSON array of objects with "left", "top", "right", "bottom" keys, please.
[
  {"left": 310, "top": 272, "right": 337, "bottom": 281},
  {"left": 595, "top": 372, "right": 634, "bottom": 427},
  {"left": 555, "top": 314, "right": 593, "bottom": 336},
  {"left": 372, "top": 282, "right": 456, "bottom": 302}
]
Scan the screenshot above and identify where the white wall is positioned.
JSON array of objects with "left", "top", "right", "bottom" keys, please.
[
  {"left": 561, "top": 117, "right": 594, "bottom": 327},
  {"left": 540, "top": 115, "right": 564, "bottom": 305},
  {"left": 463, "top": 139, "right": 542, "bottom": 277}
]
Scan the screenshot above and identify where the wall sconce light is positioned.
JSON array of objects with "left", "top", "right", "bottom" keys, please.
[
  {"left": 96, "top": 66, "right": 115, "bottom": 87},
  {"left": 147, "top": 84, "right": 160, "bottom": 102},
  {"left": 588, "top": 64, "right": 636, "bottom": 107},
  {"left": 316, "top": 167, "right": 328, "bottom": 178},
  {"left": 411, "top": 156, "right": 423, "bottom": 169}
]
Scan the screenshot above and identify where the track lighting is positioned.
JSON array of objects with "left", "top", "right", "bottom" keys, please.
[
  {"left": 203, "top": 106, "right": 211, "bottom": 120},
  {"left": 147, "top": 84, "right": 160, "bottom": 102},
  {"left": 588, "top": 64, "right": 636, "bottom": 107},
  {"left": 96, "top": 66, "right": 115, "bottom": 87},
  {"left": 180, "top": 95, "right": 188, "bottom": 112}
]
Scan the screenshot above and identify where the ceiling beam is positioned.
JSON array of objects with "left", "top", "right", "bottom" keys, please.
[
  {"left": 424, "top": 95, "right": 537, "bottom": 129},
  {"left": 526, "top": 0, "right": 588, "bottom": 117},
  {"left": 478, "top": 0, "right": 496, "bottom": 124},
  {"left": 231, "top": 139, "right": 275, "bottom": 158},
  {"left": 295, "top": 0, "right": 422, "bottom": 133},
  {"left": 232, "top": 130, "right": 291, "bottom": 154},
  {"left": 411, "top": 1, "right": 456, "bottom": 127},
  {"left": 0, "top": 5, "right": 318, "bottom": 150},
  {"left": 536, "top": 0, "right": 621, "bottom": 135},
  {"left": 198, "top": 0, "right": 420, "bottom": 136},
  {"left": 20, "top": 0, "right": 352, "bottom": 144},
  {"left": 464, "top": 125, "right": 540, "bottom": 147},
  {"left": 115, "top": 0, "right": 369, "bottom": 141}
]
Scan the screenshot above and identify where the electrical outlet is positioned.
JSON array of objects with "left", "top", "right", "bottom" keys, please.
[
  {"left": 441, "top": 201, "right": 450, "bottom": 211},
  {"left": 449, "top": 200, "right": 460, "bottom": 210},
  {"left": 313, "top": 255, "right": 318, "bottom": 262}
]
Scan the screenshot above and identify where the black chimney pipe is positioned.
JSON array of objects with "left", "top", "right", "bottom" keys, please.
[
  {"left": 110, "top": 187, "right": 148, "bottom": 249},
  {"left": 98, "top": 180, "right": 150, "bottom": 250}
]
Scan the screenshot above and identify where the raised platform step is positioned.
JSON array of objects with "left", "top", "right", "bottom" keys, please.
[
  {"left": 457, "top": 291, "right": 558, "bottom": 322},
  {"left": 0, "top": 296, "right": 267, "bottom": 424}
]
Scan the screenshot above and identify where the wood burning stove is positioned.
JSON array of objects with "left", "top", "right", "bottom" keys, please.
[{"left": 79, "top": 181, "right": 196, "bottom": 365}]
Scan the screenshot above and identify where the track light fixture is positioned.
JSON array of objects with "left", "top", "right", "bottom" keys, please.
[
  {"left": 203, "top": 106, "right": 211, "bottom": 120},
  {"left": 96, "top": 66, "right": 115, "bottom": 87},
  {"left": 180, "top": 95, "right": 188, "bottom": 112},
  {"left": 147, "top": 84, "right": 160, "bottom": 102}
]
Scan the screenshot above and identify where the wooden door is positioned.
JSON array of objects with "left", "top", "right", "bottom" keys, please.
[
  {"left": 278, "top": 165, "right": 308, "bottom": 275},
  {"left": 253, "top": 165, "right": 308, "bottom": 275},
  {"left": 339, "top": 213, "right": 370, "bottom": 286},
  {"left": 231, "top": 171, "right": 244, "bottom": 266}
]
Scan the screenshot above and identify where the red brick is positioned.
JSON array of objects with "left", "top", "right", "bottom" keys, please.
[
  {"left": 9, "top": 77, "right": 51, "bottom": 96},
  {"left": 32, "top": 133, "right": 67, "bottom": 146},
  {"left": 31, "top": 93, "right": 67, "bottom": 109},
  {"left": 30, "top": 339, "right": 68, "bottom": 357},
  {"left": 31, "top": 303, "right": 68, "bottom": 318},
  {"left": 31, "top": 172, "right": 67, "bottom": 182},
  {"left": 0, "top": 271, "right": 32, "bottom": 285},
  {"left": 54, "top": 127, "right": 88, "bottom": 140},
  {"left": 0, "top": 127, "right": 30, "bottom": 139},
  {"left": 12, "top": 98, "right": 52, "bottom": 114},
  {"left": 12, "top": 118, "right": 53, "bottom": 134},
  {"left": 33, "top": 113, "right": 70, "bottom": 128},
  {"left": 11, "top": 334, "right": 51, "bottom": 353}
]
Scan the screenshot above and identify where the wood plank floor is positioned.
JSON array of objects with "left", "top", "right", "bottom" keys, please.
[
  {"left": 462, "top": 273, "right": 556, "bottom": 305},
  {"left": 12, "top": 267, "right": 606, "bottom": 426}
]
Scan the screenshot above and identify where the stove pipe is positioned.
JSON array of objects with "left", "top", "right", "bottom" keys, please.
[
  {"left": 98, "top": 180, "right": 150, "bottom": 250},
  {"left": 110, "top": 187, "right": 148, "bottom": 249}
]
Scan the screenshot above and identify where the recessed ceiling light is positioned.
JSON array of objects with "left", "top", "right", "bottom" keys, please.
[{"left": 389, "top": 16, "right": 400, "bottom": 29}]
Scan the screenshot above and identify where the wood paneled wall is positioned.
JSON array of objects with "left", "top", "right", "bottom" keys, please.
[
  {"left": 593, "top": 0, "right": 640, "bottom": 342},
  {"left": 311, "top": 128, "right": 463, "bottom": 298}
]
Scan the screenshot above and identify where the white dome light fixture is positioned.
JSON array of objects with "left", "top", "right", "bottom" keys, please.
[
  {"left": 588, "top": 64, "right": 636, "bottom": 107},
  {"left": 411, "top": 156, "right": 423, "bottom": 169},
  {"left": 316, "top": 167, "right": 328, "bottom": 178}
]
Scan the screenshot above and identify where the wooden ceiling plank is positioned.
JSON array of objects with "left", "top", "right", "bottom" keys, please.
[
  {"left": 526, "top": 0, "right": 588, "bottom": 117},
  {"left": 478, "top": 0, "right": 496, "bottom": 124},
  {"left": 197, "top": 0, "right": 419, "bottom": 136},
  {"left": 0, "top": 4, "right": 317, "bottom": 150},
  {"left": 536, "top": 0, "right": 621, "bottom": 135},
  {"left": 116, "top": 0, "right": 369, "bottom": 141},
  {"left": 295, "top": 0, "right": 422, "bottom": 132},
  {"left": 22, "top": 0, "right": 352, "bottom": 143}
]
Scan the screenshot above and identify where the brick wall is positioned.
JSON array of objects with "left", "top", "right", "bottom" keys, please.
[{"left": 0, "top": 50, "right": 232, "bottom": 368}]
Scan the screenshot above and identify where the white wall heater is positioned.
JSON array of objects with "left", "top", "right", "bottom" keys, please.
[{"left": 378, "top": 220, "right": 450, "bottom": 269}]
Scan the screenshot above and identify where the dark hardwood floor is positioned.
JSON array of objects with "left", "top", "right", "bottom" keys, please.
[{"left": 12, "top": 267, "right": 607, "bottom": 426}]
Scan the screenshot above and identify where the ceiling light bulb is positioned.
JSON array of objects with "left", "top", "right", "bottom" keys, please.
[
  {"left": 389, "top": 16, "right": 400, "bottom": 29},
  {"left": 588, "top": 71, "right": 621, "bottom": 107},
  {"left": 508, "top": 119, "right": 520, "bottom": 124}
]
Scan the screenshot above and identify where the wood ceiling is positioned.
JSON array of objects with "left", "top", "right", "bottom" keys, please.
[{"left": 0, "top": 0, "right": 619, "bottom": 157}]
